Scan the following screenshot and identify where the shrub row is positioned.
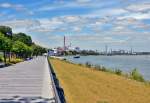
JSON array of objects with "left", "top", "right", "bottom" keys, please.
[{"left": 84, "top": 62, "right": 145, "bottom": 82}]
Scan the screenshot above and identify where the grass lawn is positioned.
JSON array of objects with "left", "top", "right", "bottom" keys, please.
[{"left": 50, "top": 58, "right": 150, "bottom": 103}]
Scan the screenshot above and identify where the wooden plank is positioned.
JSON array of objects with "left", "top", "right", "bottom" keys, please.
[{"left": 0, "top": 57, "right": 55, "bottom": 102}]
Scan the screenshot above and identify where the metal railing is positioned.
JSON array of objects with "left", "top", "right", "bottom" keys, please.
[{"left": 47, "top": 57, "right": 66, "bottom": 103}]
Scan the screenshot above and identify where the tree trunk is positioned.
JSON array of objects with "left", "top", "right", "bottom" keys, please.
[
  {"left": 3, "top": 51, "right": 6, "bottom": 65},
  {"left": 9, "top": 51, "right": 11, "bottom": 62}
]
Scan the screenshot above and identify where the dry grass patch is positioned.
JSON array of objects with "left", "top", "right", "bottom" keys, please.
[{"left": 50, "top": 58, "right": 150, "bottom": 103}]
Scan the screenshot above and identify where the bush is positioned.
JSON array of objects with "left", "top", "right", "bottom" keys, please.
[
  {"left": 10, "top": 58, "right": 23, "bottom": 64},
  {"left": 63, "top": 58, "right": 66, "bottom": 61},
  {"left": 115, "top": 69, "right": 122, "bottom": 75},
  {"left": 101, "top": 66, "right": 107, "bottom": 72},
  {"left": 95, "top": 65, "right": 102, "bottom": 71},
  {"left": 85, "top": 62, "right": 92, "bottom": 68},
  {"left": 78, "top": 63, "right": 83, "bottom": 66},
  {"left": 130, "top": 69, "right": 145, "bottom": 82}
]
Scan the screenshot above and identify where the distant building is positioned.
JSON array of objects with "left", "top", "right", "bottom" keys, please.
[
  {"left": 48, "top": 48, "right": 63, "bottom": 56},
  {"left": 57, "top": 47, "right": 65, "bottom": 55},
  {"left": 48, "top": 50, "right": 54, "bottom": 56},
  {"left": 74, "top": 47, "right": 80, "bottom": 52},
  {"left": 111, "top": 50, "right": 126, "bottom": 55}
]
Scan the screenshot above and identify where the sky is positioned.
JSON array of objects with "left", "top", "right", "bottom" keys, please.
[{"left": 0, "top": 0, "right": 150, "bottom": 52}]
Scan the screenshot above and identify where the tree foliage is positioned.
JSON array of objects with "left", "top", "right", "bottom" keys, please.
[
  {"left": 0, "top": 32, "right": 12, "bottom": 51},
  {"left": 0, "top": 26, "right": 12, "bottom": 37},
  {"left": 0, "top": 26, "right": 47, "bottom": 61},
  {"left": 12, "top": 41, "right": 33, "bottom": 58},
  {"left": 32, "top": 43, "right": 47, "bottom": 56},
  {"left": 13, "top": 33, "right": 32, "bottom": 46}
]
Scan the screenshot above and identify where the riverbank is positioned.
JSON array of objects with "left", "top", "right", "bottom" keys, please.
[
  {"left": 64, "top": 55, "right": 150, "bottom": 80},
  {"left": 50, "top": 58, "right": 150, "bottom": 103}
]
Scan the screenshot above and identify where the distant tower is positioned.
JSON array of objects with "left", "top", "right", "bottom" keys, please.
[
  {"left": 64, "top": 36, "right": 66, "bottom": 51},
  {"left": 130, "top": 47, "right": 133, "bottom": 54},
  {"left": 111, "top": 48, "right": 112, "bottom": 54},
  {"left": 105, "top": 45, "right": 108, "bottom": 55}
]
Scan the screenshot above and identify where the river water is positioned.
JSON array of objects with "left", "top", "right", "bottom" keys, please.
[{"left": 64, "top": 55, "right": 150, "bottom": 80}]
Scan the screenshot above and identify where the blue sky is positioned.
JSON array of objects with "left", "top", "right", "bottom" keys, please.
[{"left": 0, "top": 0, "right": 150, "bottom": 51}]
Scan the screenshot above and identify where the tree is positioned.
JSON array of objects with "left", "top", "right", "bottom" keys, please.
[
  {"left": 0, "top": 32, "right": 12, "bottom": 64},
  {"left": 0, "top": 26, "right": 12, "bottom": 37},
  {"left": 0, "top": 26, "right": 13, "bottom": 62},
  {"left": 0, "top": 33, "right": 5, "bottom": 50},
  {"left": 32, "top": 44, "right": 47, "bottom": 56},
  {"left": 13, "top": 33, "right": 32, "bottom": 46},
  {"left": 25, "top": 46, "right": 33, "bottom": 58},
  {"left": 12, "top": 41, "right": 32, "bottom": 58},
  {"left": 1, "top": 26, "right": 48, "bottom": 61}
]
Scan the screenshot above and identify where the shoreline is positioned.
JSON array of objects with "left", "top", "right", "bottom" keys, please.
[
  {"left": 50, "top": 56, "right": 150, "bottom": 83},
  {"left": 63, "top": 55, "right": 150, "bottom": 80},
  {"left": 66, "top": 59, "right": 150, "bottom": 83}
]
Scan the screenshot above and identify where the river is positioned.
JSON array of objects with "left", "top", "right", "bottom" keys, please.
[{"left": 64, "top": 55, "right": 150, "bottom": 80}]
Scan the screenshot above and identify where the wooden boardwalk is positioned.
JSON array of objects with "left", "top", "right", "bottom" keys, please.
[{"left": 0, "top": 57, "right": 55, "bottom": 103}]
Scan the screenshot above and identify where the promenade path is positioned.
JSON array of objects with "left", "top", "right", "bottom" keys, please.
[{"left": 0, "top": 56, "right": 55, "bottom": 103}]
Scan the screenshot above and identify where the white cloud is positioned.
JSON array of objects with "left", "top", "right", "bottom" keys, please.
[
  {"left": 38, "top": 18, "right": 63, "bottom": 28},
  {"left": 0, "top": 3, "right": 24, "bottom": 10},
  {"left": 72, "top": 27, "right": 82, "bottom": 32},
  {"left": 38, "top": 0, "right": 112, "bottom": 12},
  {"left": 126, "top": 3, "right": 150, "bottom": 12},
  {"left": 0, "top": 3, "right": 12, "bottom": 8},
  {"left": 120, "top": 12, "right": 150, "bottom": 20},
  {"left": 1, "top": 0, "right": 150, "bottom": 50},
  {"left": 0, "top": 2, "right": 35, "bottom": 16},
  {"left": 76, "top": 0, "right": 92, "bottom": 3},
  {"left": 1, "top": 14, "right": 149, "bottom": 38},
  {"left": 64, "top": 16, "right": 81, "bottom": 23},
  {"left": 84, "top": 8, "right": 128, "bottom": 18},
  {"left": 38, "top": 2, "right": 76, "bottom": 11},
  {"left": 0, "top": 19, "right": 40, "bottom": 33},
  {"left": 0, "top": 13, "right": 4, "bottom": 17}
]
